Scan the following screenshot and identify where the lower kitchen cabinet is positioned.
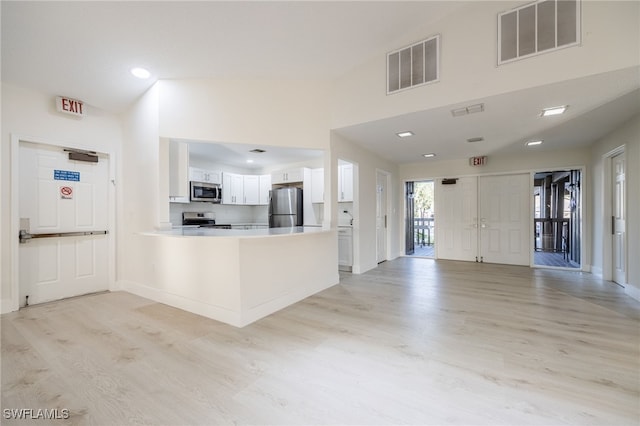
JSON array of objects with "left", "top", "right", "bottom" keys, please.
[{"left": 338, "top": 227, "right": 353, "bottom": 271}]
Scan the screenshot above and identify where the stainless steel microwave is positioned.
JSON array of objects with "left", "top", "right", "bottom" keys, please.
[{"left": 190, "top": 181, "right": 221, "bottom": 203}]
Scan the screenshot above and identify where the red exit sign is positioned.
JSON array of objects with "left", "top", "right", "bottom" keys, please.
[
  {"left": 56, "top": 96, "right": 85, "bottom": 117},
  {"left": 469, "top": 156, "right": 487, "bottom": 166}
]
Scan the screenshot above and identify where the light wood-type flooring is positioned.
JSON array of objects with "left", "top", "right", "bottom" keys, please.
[{"left": 2, "top": 258, "right": 639, "bottom": 425}]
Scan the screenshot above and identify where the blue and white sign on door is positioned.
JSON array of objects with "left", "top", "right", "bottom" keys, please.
[{"left": 54, "top": 169, "right": 80, "bottom": 182}]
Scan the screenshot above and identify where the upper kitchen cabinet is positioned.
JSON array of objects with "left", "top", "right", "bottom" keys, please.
[
  {"left": 338, "top": 163, "right": 353, "bottom": 202},
  {"left": 169, "top": 140, "right": 190, "bottom": 202},
  {"left": 259, "top": 174, "right": 272, "bottom": 205},
  {"left": 243, "top": 175, "right": 260, "bottom": 205},
  {"left": 311, "top": 168, "right": 324, "bottom": 203},
  {"left": 222, "top": 173, "right": 270, "bottom": 205},
  {"left": 222, "top": 172, "right": 244, "bottom": 204},
  {"left": 272, "top": 167, "right": 305, "bottom": 184},
  {"left": 190, "top": 167, "right": 221, "bottom": 184}
]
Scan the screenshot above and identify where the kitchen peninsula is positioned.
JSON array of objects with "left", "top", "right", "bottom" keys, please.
[{"left": 132, "top": 225, "right": 337, "bottom": 327}]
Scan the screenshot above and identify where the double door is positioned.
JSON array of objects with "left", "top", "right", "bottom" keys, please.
[{"left": 437, "top": 174, "right": 530, "bottom": 265}]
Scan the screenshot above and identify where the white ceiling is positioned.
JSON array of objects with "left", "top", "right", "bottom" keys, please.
[
  {"left": 2, "top": 1, "right": 639, "bottom": 165},
  {"left": 186, "top": 139, "right": 323, "bottom": 170}
]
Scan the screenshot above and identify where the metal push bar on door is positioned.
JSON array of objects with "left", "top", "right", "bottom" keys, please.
[{"left": 19, "top": 229, "right": 108, "bottom": 243}]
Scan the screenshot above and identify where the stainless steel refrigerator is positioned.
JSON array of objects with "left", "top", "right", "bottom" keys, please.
[{"left": 268, "top": 187, "right": 303, "bottom": 228}]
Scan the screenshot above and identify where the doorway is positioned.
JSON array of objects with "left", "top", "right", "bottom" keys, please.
[
  {"left": 376, "top": 170, "right": 390, "bottom": 263},
  {"left": 405, "top": 180, "right": 434, "bottom": 257},
  {"left": 611, "top": 152, "right": 626, "bottom": 284},
  {"left": 16, "top": 140, "right": 112, "bottom": 307},
  {"left": 533, "top": 169, "right": 582, "bottom": 269},
  {"left": 435, "top": 174, "right": 530, "bottom": 265}
]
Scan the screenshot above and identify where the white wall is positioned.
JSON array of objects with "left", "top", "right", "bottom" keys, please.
[
  {"left": 331, "top": 132, "right": 400, "bottom": 273},
  {"left": 590, "top": 114, "right": 640, "bottom": 300},
  {"left": 119, "top": 84, "right": 161, "bottom": 287},
  {"left": 330, "top": 1, "right": 640, "bottom": 129},
  {"left": 158, "top": 79, "right": 332, "bottom": 150},
  {"left": 0, "top": 83, "right": 122, "bottom": 311}
]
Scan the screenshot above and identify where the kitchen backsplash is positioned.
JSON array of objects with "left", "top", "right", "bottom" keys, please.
[
  {"left": 338, "top": 202, "right": 353, "bottom": 226},
  {"left": 170, "top": 203, "right": 268, "bottom": 226}
]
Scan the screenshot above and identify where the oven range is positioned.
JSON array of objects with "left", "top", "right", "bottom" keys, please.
[{"left": 182, "top": 212, "right": 231, "bottom": 229}]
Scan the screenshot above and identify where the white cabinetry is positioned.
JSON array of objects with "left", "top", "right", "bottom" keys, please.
[
  {"left": 222, "top": 173, "right": 244, "bottom": 204},
  {"left": 338, "top": 163, "right": 353, "bottom": 202},
  {"left": 222, "top": 173, "right": 270, "bottom": 205},
  {"left": 243, "top": 175, "right": 260, "bottom": 205},
  {"left": 190, "top": 167, "right": 221, "bottom": 184},
  {"left": 338, "top": 227, "right": 353, "bottom": 271},
  {"left": 311, "top": 168, "right": 324, "bottom": 203},
  {"left": 169, "top": 140, "right": 190, "bottom": 203},
  {"left": 259, "top": 175, "right": 272, "bottom": 205},
  {"left": 272, "top": 167, "right": 304, "bottom": 184}
]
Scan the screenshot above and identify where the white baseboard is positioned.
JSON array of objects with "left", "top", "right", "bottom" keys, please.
[
  {"left": 591, "top": 265, "right": 603, "bottom": 279},
  {"left": 625, "top": 284, "right": 640, "bottom": 302},
  {"left": 241, "top": 279, "right": 337, "bottom": 327},
  {"left": 1, "top": 298, "right": 18, "bottom": 314},
  {"left": 119, "top": 280, "right": 242, "bottom": 327},
  {"left": 119, "top": 279, "right": 339, "bottom": 328}
]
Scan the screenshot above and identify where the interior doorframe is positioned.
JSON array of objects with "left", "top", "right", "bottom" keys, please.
[
  {"left": 8, "top": 133, "right": 117, "bottom": 312},
  {"left": 375, "top": 168, "right": 391, "bottom": 264},
  {"left": 602, "top": 145, "right": 626, "bottom": 282},
  {"left": 530, "top": 166, "right": 586, "bottom": 271}
]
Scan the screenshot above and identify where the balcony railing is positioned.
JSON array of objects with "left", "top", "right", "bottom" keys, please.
[
  {"left": 414, "top": 217, "right": 435, "bottom": 246},
  {"left": 534, "top": 218, "right": 570, "bottom": 254}
]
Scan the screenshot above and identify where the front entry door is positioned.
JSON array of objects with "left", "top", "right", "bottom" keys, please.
[
  {"left": 612, "top": 152, "right": 626, "bottom": 285},
  {"left": 437, "top": 176, "right": 478, "bottom": 262},
  {"left": 18, "top": 141, "right": 110, "bottom": 306},
  {"left": 437, "top": 174, "right": 530, "bottom": 265},
  {"left": 479, "top": 174, "right": 530, "bottom": 265}
]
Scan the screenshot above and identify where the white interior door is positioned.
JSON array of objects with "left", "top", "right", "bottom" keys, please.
[
  {"left": 612, "top": 152, "right": 626, "bottom": 285},
  {"left": 436, "top": 177, "right": 478, "bottom": 262},
  {"left": 376, "top": 171, "right": 387, "bottom": 263},
  {"left": 478, "top": 174, "right": 530, "bottom": 265},
  {"left": 19, "top": 142, "right": 110, "bottom": 306}
]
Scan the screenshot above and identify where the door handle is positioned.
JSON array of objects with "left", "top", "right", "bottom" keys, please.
[
  {"left": 19, "top": 229, "right": 108, "bottom": 244},
  {"left": 612, "top": 215, "right": 615, "bottom": 235}
]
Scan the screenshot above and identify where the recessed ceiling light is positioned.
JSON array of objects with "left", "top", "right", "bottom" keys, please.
[
  {"left": 130, "top": 67, "right": 151, "bottom": 79},
  {"left": 396, "top": 131, "right": 414, "bottom": 138},
  {"left": 541, "top": 105, "right": 568, "bottom": 116},
  {"left": 527, "top": 140, "right": 543, "bottom": 146},
  {"left": 246, "top": 159, "right": 254, "bottom": 163},
  {"left": 423, "top": 153, "right": 436, "bottom": 158}
]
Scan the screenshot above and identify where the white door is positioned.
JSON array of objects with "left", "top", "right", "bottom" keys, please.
[
  {"left": 436, "top": 177, "right": 478, "bottom": 262},
  {"left": 19, "top": 142, "right": 110, "bottom": 306},
  {"left": 612, "top": 153, "right": 626, "bottom": 285},
  {"left": 376, "top": 171, "right": 387, "bottom": 263},
  {"left": 479, "top": 174, "right": 530, "bottom": 265}
]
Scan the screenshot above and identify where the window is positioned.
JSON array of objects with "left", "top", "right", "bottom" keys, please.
[
  {"left": 387, "top": 35, "right": 439, "bottom": 94},
  {"left": 498, "top": 0, "right": 580, "bottom": 65}
]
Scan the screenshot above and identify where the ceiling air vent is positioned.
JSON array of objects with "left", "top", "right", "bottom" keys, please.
[
  {"left": 451, "top": 103, "right": 485, "bottom": 117},
  {"left": 498, "top": 0, "right": 581, "bottom": 65},
  {"left": 387, "top": 35, "right": 440, "bottom": 95}
]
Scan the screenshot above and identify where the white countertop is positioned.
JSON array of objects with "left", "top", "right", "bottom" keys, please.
[{"left": 150, "top": 226, "right": 329, "bottom": 238}]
